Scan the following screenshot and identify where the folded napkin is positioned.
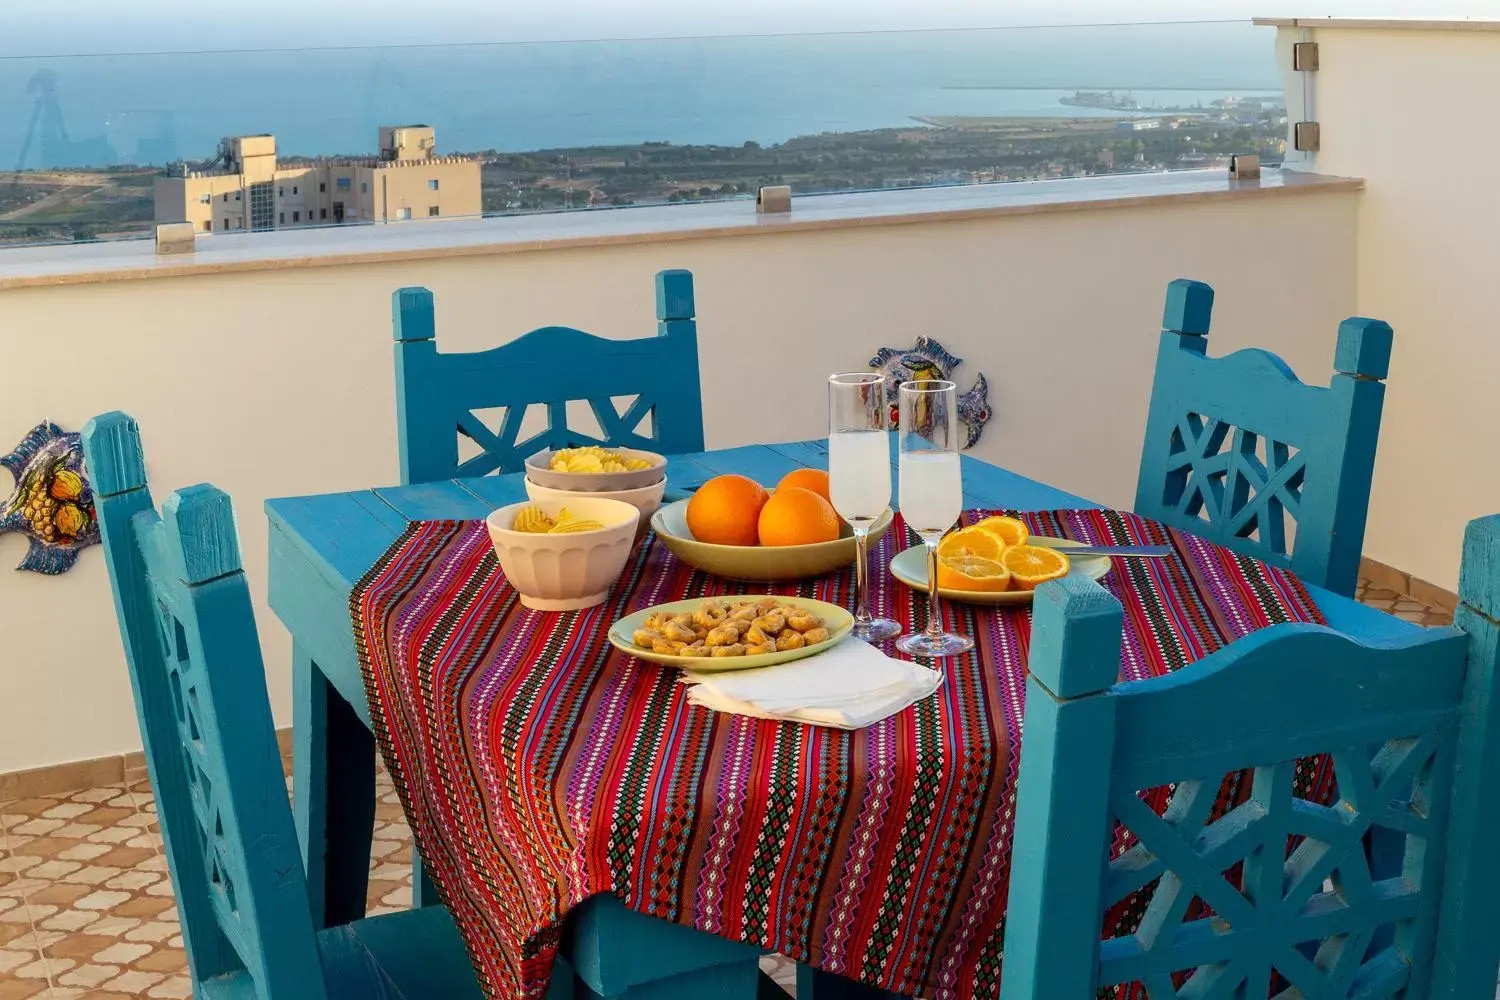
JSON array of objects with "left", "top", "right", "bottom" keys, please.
[{"left": 680, "top": 638, "right": 944, "bottom": 730}]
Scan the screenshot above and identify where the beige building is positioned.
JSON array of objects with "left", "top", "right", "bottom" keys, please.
[{"left": 154, "top": 126, "right": 482, "bottom": 234}]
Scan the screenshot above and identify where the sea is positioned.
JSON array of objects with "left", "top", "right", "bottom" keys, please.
[{"left": 0, "top": 21, "right": 1282, "bottom": 170}]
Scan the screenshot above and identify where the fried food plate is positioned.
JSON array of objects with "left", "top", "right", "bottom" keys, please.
[{"left": 608, "top": 597, "right": 854, "bottom": 672}]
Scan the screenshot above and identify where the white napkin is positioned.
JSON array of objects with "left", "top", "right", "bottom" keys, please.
[{"left": 680, "top": 638, "right": 944, "bottom": 730}]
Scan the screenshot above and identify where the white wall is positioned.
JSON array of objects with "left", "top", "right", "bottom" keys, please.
[
  {"left": 1277, "top": 22, "right": 1500, "bottom": 591},
  {"left": 0, "top": 190, "right": 1358, "bottom": 773}
]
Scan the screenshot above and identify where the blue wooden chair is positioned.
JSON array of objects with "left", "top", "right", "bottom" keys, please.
[
  {"left": 86, "top": 411, "right": 776, "bottom": 999},
  {"left": 393, "top": 268, "right": 705, "bottom": 484},
  {"left": 1135, "top": 279, "right": 1393, "bottom": 597},
  {"left": 83, "top": 411, "right": 488, "bottom": 999},
  {"left": 1002, "top": 517, "right": 1500, "bottom": 1000}
]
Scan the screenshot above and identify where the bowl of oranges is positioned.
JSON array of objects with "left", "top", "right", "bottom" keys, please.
[
  {"left": 525, "top": 446, "right": 666, "bottom": 493},
  {"left": 888, "top": 516, "right": 1110, "bottom": 604},
  {"left": 650, "top": 469, "right": 893, "bottom": 581},
  {"left": 485, "top": 497, "right": 640, "bottom": 611}
]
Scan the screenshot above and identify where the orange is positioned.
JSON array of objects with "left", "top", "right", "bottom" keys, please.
[
  {"left": 1001, "top": 544, "right": 1071, "bottom": 591},
  {"left": 687, "top": 474, "right": 769, "bottom": 546},
  {"left": 972, "top": 515, "right": 1028, "bottom": 549},
  {"left": 757, "top": 487, "right": 842, "bottom": 547},
  {"left": 776, "top": 468, "right": 832, "bottom": 504},
  {"left": 936, "top": 554, "right": 1012, "bottom": 592},
  {"left": 937, "top": 526, "right": 1004, "bottom": 562}
]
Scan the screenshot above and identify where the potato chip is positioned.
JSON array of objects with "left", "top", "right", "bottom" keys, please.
[
  {"left": 549, "top": 519, "right": 606, "bottom": 534},
  {"left": 511, "top": 506, "right": 556, "bottom": 533},
  {"left": 548, "top": 446, "right": 653, "bottom": 475}
]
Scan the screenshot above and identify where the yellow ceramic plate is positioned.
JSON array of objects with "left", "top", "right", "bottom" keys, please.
[
  {"left": 890, "top": 536, "right": 1111, "bottom": 605},
  {"left": 650, "top": 499, "right": 893, "bottom": 582},
  {"left": 608, "top": 597, "right": 854, "bottom": 672}
]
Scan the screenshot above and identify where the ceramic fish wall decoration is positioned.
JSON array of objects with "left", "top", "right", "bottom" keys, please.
[
  {"left": 0, "top": 422, "right": 101, "bottom": 574},
  {"left": 869, "top": 336, "right": 992, "bottom": 448}
]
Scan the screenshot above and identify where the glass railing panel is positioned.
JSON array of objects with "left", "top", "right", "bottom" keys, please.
[{"left": 0, "top": 19, "right": 1283, "bottom": 248}]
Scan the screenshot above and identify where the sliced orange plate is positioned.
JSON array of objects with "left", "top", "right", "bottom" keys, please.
[{"left": 890, "top": 537, "right": 1110, "bottom": 605}]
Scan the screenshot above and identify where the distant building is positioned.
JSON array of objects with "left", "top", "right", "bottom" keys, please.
[{"left": 153, "top": 125, "right": 481, "bottom": 234}]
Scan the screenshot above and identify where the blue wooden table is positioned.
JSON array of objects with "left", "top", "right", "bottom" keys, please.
[{"left": 264, "top": 438, "right": 1418, "bottom": 939}]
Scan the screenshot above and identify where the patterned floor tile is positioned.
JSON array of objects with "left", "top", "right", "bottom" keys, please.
[{"left": 0, "top": 576, "right": 1454, "bottom": 994}]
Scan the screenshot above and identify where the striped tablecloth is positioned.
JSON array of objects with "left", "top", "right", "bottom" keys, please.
[{"left": 351, "top": 510, "right": 1327, "bottom": 999}]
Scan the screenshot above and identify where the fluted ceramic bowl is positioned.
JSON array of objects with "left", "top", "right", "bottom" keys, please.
[
  {"left": 524, "top": 448, "right": 667, "bottom": 493},
  {"left": 485, "top": 497, "right": 640, "bottom": 611},
  {"left": 524, "top": 476, "right": 667, "bottom": 540}
]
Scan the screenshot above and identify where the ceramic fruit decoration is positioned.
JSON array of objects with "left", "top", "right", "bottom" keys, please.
[
  {"left": 0, "top": 421, "right": 101, "bottom": 574},
  {"left": 869, "top": 336, "right": 991, "bottom": 448}
]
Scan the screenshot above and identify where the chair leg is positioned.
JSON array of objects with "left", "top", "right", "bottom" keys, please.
[
  {"left": 412, "top": 848, "right": 440, "bottom": 908},
  {"left": 293, "top": 647, "right": 376, "bottom": 928}
]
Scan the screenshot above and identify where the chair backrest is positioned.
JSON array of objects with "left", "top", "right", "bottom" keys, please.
[
  {"left": 1134, "top": 279, "right": 1393, "bottom": 597},
  {"left": 393, "top": 267, "right": 706, "bottom": 484},
  {"left": 83, "top": 412, "right": 325, "bottom": 999},
  {"left": 1002, "top": 516, "right": 1500, "bottom": 1000}
]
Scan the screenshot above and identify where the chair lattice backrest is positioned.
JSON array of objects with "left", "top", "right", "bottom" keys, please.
[
  {"left": 83, "top": 412, "right": 325, "bottom": 999},
  {"left": 1135, "top": 279, "right": 1393, "bottom": 597},
  {"left": 393, "top": 268, "right": 705, "bottom": 484},
  {"left": 1002, "top": 531, "right": 1500, "bottom": 1000}
]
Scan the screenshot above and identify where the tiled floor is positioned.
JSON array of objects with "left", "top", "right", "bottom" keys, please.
[{"left": 0, "top": 579, "right": 1451, "bottom": 998}]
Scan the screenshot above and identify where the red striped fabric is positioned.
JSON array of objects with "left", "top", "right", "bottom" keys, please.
[{"left": 351, "top": 510, "right": 1327, "bottom": 999}]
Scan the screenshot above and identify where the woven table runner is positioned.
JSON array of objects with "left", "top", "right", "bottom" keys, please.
[{"left": 350, "top": 509, "right": 1327, "bottom": 1000}]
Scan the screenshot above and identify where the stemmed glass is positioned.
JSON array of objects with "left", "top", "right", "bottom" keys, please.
[
  {"left": 896, "top": 380, "right": 975, "bottom": 658},
  {"left": 828, "top": 373, "right": 902, "bottom": 642}
]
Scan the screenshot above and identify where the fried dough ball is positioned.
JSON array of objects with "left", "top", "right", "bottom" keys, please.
[
  {"left": 775, "top": 631, "right": 806, "bottom": 651},
  {"left": 693, "top": 601, "right": 728, "bottom": 629}
]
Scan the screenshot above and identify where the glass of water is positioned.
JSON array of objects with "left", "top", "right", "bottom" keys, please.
[
  {"left": 896, "top": 380, "right": 974, "bottom": 659},
  {"left": 828, "top": 373, "right": 902, "bottom": 642}
]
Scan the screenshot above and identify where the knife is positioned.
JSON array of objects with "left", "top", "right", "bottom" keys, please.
[{"left": 1058, "top": 545, "right": 1173, "bottom": 558}]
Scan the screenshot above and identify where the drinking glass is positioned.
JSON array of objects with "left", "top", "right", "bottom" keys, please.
[
  {"left": 896, "top": 380, "right": 975, "bottom": 658},
  {"left": 828, "top": 373, "right": 902, "bottom": 642}
]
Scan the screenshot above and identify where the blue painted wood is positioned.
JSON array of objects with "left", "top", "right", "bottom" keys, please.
[
  {"left": 394, "top": 268, "right": 706, "bottom": 484},
  {"left": 293, "top": 641, "right": 376, "bottom": 930},
  {"left": 1135, "top": 278, "right": 1393, "bottom": 597},
  {"left": 1001, "top": 517, "right": 1500, "bottom": 1000},
  {"left": 83, "top": 412, "right": 242, "bottom": 987},
  {"left": 262, "top": 440, "right": 1428, "bottom": 1000},
  {"left": 1001, "top": 578, "right": 1122, "bottom": 1000},
  {"left": 566, "top": 894, "right": 764, "bottom": 996},
  {"left": 86, "top": 412, "right": 484, "bottom": 1000},
  {"left": 1430, "top": 514, "right": 1500, "bottom": 1000}
]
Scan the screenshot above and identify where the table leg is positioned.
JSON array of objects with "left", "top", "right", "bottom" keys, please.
[
  {"left": 293, "top": 644, "right": 376, "bottom": 929},
  {"left": 413, "top": 849, "right": 440, "bottom": 908},
  {"left": 796, "top": 967, "right": 906, "bottom": 1000}
]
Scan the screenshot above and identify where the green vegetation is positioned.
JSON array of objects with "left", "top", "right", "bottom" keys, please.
[{"left": 0, "top": 106, "right": 1285, "bottom": 245}]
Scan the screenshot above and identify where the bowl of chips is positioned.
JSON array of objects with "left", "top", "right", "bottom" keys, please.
[
  {"left": 485, "top": 497, "right": 640, "bottom": 611},
  {"left": 525, "top": 446, "right": 666, "bottom": 493},
  {"left": 525, "top": 477, "right": 666, "bottom": 538}
]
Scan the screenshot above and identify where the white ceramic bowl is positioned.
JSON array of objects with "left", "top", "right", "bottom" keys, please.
[
  {"left": 524, "top": 448, "right": 667, "bottom": 493},
  {"left": 524, "top": 476, "right": 667, "bottom": 531},
  {"left": 485, "top": 497, "right": 640, "bottom": 611}
]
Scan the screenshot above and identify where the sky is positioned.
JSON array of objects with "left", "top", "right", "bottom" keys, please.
[{"left": 5, "top": 0, "right": 1500, "bottom": 54}]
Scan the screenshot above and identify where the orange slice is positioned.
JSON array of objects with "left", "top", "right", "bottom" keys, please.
[
  {"left": 1001, "top": 544, "right": 1071, "bottom": 591},
  {"left": 936, "top": 554, "right": 1012, "bottom": 593},
  {"left": 937, "top": 526, "right": 1005, "bottom": 562},
  {"left": 972, "top": 515, "right": 1029, "bottom": 549}
]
